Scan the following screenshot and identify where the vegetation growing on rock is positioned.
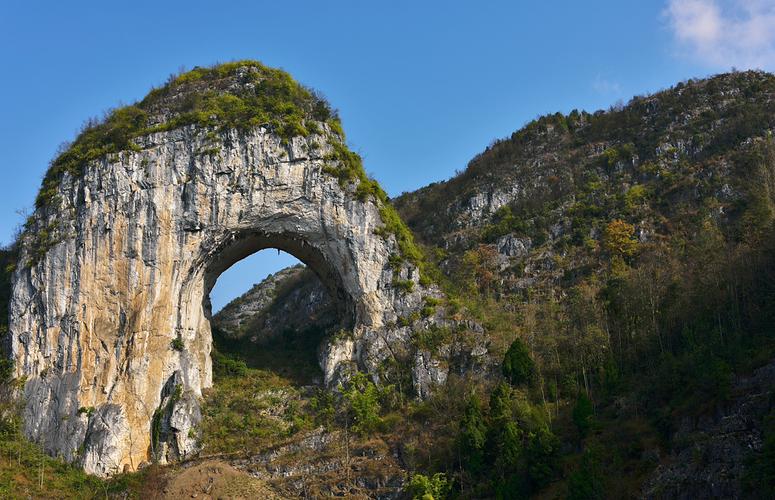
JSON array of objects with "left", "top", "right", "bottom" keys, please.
[{"left": 35, "top": 61, "right": 335, "bottom": 209}]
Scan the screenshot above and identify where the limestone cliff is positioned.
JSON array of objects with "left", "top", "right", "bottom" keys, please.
[{"left": 7, "top": 62, "right": 445, "bottom": 475}]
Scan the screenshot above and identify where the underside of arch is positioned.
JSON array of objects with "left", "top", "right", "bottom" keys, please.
[{"left": 200, "top": 231, "right": 356, "bottom": 332}]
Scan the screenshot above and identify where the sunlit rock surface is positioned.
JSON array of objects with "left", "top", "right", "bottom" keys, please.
[{"left": 9, "top": 123, "right": 439, "bottom": 475}]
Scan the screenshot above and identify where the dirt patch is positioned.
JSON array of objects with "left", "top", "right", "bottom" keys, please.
[{"left": 160, "top": 460, "right": 281, "bottom": 499}]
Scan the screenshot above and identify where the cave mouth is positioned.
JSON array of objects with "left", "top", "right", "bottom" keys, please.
[{"left": 203, "top": 232, "right": 353, "bottom": 387}]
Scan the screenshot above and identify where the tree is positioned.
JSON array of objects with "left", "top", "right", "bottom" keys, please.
[
  {"left": 458, "top": 394, "right": 487, "bottom": 475},
  {"left": 343, "top": 372, "right": 382, "bottom": 435},
  {"left": 488, "top": 382, "right": 513, "bottom": 424},
  {"left": 567, "top": 450, "right": 604, "bottom": 500},
  {"left": 487, "top": 383, "right": 524, "bottom": 479},
  {"left": 408, "top": 473, "right": 451, "bottom": 500},
  {"left": 526, "top": 427, "right": 560, "bottom": 489},
  {"left": 572, "top": 393, "right": 594, "bottom": 438},
  {"left": 602, "top": 219, "right": 638, "bottom": 259},
  {"left": 502, "top": 338, "right": 535, "bottom": 386}
]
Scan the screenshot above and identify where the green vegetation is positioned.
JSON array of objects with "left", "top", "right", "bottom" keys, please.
[
  {"left": 4, "top": 70, "right": 775, "bottom": 497},
  {"left": 502, "top": 338, "right": 535, "bottom": 386},
  {"left": 572, "top": 393, "right": 594, "bottom": 438},
  {"left": 447, "top": 381, "right": 561, "bottom": 498},
  {"left": 170, "top": 336, "right": 184, "bottom": 351},
  {"left": 567, "top": 450, "right": 604, "bottom": 500},
  {"left": 390, "top": 71, "right": 775, "bottom": 497},
  {"left": 200, "top": 350, "right": 313, "bottom": 455},
  {"left": 36, "top": 60, "right": 336, "bottom": 210},
  {"left": 212, "top": 323, "right": 325, "bottom": 385},
  {"left": 0, "top": 375, "right": 162, "bottom": 498},
  {"left": 30, "top": 60, "right": 427, "bottom": 276},
  {"left": 407, "top": 472, "right": 451, "bottom": 500},
  {"left": 342, "top": 372, "right": 384, "bottom": 435},
  {"left": 24, "top": 219, "right": 61, "bottom": 267},
  {"left": 393, "top": 278, "right": 415, "bottom": 293},
  {"left": 0, "top": 432, "right": 160, "bottom": 498},
  {"left": 322, "top": 138, "right": 425, "bottom": 268},
  {"left": 201, "top": 343, "right": 402, "bottom": 457}
]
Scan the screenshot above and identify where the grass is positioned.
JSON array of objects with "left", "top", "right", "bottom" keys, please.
[
  {"left": 199, "top": 324, "right": 328, "bottom": 456},
  {"left": 200, "top": 347, "right": 318, "bottom": 456},
  {"left": 0, "top": 422, "right": 164, "bottom": 499}
]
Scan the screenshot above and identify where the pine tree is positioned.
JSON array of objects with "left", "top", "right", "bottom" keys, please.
[
  {"left": 458, "top": 394, "right": 487, "bottom": 475},
  {"left": 502, "top": 338, "right": 535, "bottom": 386}
]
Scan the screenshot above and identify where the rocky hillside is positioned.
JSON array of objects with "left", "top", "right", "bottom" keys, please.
[
  {"left": 396, "top": 70, "right": 775, "bottom": 238},
  {"left": 212, "top": 264, "right": 335, "bottom": 345},
  {"left": 5, "top": 59, "right": 451, "bottom": 477},
  {"left": 214, "top": 70, "right": 775, "bottom": 498},
  {"left": 400, "top": 70, "right": 775, "bottom": 498}
]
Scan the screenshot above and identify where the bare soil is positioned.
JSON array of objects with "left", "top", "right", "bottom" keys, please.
[{"left": 159, "top": 460, "right": 281, "bottom": 500}]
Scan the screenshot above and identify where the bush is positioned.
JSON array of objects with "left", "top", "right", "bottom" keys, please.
[
  {"left": 407, "top": 472, "right": 451, "bottom": 500},
  {"left": 343, "top": 372, "right": 383, "bottom": 435},
  {"left": 170, "top": 336, "right": 184, "bottom": 352},
  {"left": 211, "top": 349, "right": 248, "bottom": 377}
]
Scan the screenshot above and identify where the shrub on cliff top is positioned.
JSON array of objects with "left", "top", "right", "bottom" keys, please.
[{"left": 36, "top": 60, "right": 337, "bottom": 209}]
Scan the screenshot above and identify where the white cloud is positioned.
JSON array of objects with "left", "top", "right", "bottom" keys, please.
[
  {"left": 592, "top": 76, "right": 622, "bottom": 96},
  {"left": 665, "top": 0, "right": 775, "bottom": 69}
]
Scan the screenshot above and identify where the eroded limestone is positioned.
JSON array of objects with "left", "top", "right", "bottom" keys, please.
[{"left": 9, "top": 124, "right": 439, "bottom": 475}]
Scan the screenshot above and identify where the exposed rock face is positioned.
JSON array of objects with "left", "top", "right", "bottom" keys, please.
[
  {"left": 9, "top": 122, "right": 438, "bottom": 475},
  {"left": 496, "top": 233, "right": 532, "bottom": 258},
  {"left": 642, "top": 358, "right": 775, "bottom": 499}
]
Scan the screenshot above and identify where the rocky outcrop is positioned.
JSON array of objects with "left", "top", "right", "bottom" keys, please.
[
  {"left": 7, "top": 65, "right": 444, "bottom": 475},
  {"left": 642, "top": 359, "right": 775, "bottom": 499},
  {"left": 211, "top": 264, "right": 335, "bottom": 345},
  {"left": 232, "top": 427, "right": 406, "bottom": 498}
]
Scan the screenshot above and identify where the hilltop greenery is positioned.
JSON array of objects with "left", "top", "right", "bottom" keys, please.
[
  {"left": 36, "top": 60, "right": 336, "bottom": 210},
  {"left": 30, "top": 60, "right": 423, "bottom": 271}
]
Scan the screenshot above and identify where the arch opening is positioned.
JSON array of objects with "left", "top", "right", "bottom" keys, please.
[{"left": 201, "top": 231, "right": 356, "bottom": 386}]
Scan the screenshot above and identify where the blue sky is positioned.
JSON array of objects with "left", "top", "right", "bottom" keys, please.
[{"left": 2, "top": 0, "right": 774, "bottom": 310}]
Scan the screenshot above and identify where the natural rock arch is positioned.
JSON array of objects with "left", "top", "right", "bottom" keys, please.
[{"left": 6, "top": 63, "right": 447, "bottom": 475}]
